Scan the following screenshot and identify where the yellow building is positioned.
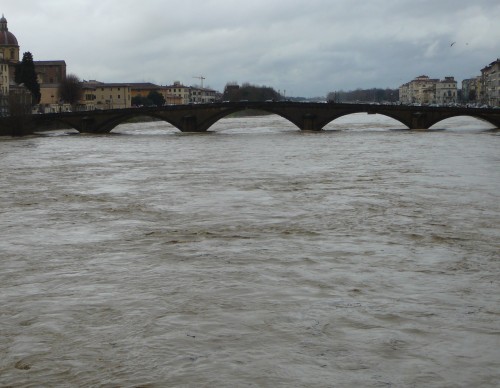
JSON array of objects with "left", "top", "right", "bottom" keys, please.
[
  {"left": 164, "top": 81, "right": 217, "bottom": 104},
  {"left": 80, "top": 80, "right": 131, "bottom": 110},
  {"left": 399, "top": 75, "right": 457, "bottom": 105},
  {"left": 129, "top": 82, "right": 160, "bottom": 99},
  {"left": 164, "top": 81, "right": 191, "bottom": 104}
]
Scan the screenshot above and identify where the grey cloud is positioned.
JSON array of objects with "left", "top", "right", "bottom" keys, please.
[{"left": 2, "top": 0, "right": 499, "bottom": 96}]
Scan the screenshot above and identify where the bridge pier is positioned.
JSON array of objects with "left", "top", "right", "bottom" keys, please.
[
  {"left": 180, "top": 115, "right": 201, "bottom": 132},
  {"left": 410, "top": 112, "right": 431, "bottom": 130},
  {"left": 302, "top": 113, "right": 322, "bottom": 131},
  {"left": 79, "top": 117, "right": 99, "bottom": 133}
]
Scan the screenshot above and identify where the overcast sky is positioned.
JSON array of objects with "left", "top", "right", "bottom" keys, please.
[{"left": 2, "top": 0, "right": 499, "bottom": 97}]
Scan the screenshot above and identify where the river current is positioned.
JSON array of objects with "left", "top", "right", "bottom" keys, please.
[{"left": 1, "top": 113, "right": 499, "bottom": 387}]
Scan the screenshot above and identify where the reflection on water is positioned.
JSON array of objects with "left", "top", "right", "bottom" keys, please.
[{"left": 1, "top": 114, "right": 499, "bottom": 387}]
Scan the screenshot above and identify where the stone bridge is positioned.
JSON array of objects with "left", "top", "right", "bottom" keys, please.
[{"left": 1, "top": 102, "right": 499, "bottom": 135}]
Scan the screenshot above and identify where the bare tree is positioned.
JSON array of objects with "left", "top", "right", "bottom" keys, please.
[{"left": 58, "top": 74, "right": 83, "bottom": 109}]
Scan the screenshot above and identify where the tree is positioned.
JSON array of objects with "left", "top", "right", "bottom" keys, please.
[
  {"left": 222, "top": 82, "right": 279, "bottom": 101},
  {"left": 327, "top": 87, "right": 399, "bottom": 103},
  {"left": 14, "top": 51, "right": 41, "bottom": 105},
  {"left": 132, "top": 91, "right": 165, "bottom": 107},
  {"left": 58, "top": 74, "right": 83, "bottom": 109},
  {"left": 132, "top": 95, "right": 150, "bottom": 107},
  {"left": 147, "top": 90, "right": 165, "bottom": 106}
]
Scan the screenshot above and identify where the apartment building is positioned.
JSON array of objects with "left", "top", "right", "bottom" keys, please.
[
  {"left": 80, "top": 80, "right": 131, "bottom": 110},
  {"left": 399, "top": 75, "right": 437, "bottom": 104},
  {"left": 435, "top": 77, "right": 457, "bottom": 105},
  {"left": 399, "top": 75, "right": 457, "bottom": 105},
  {"left": 164, "top": 81, "right": 191, "bottom": 104},
  {"left": 129, "top": 82, "right": 161, "bottom": 99},
  {"left": 164, "top": 81, "right": 217, "bottom": 104},
  {"left": 462, "top": 77, "right": 481, "bottom": 103},
  {"left": 481, "top": 58, "right": 500, "bottom": 106},
  {"left": 190, "top": 87, "right": 216, "bottom": 103}
]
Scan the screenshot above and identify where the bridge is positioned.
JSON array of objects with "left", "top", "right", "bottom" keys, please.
[{"left": 1, "top": 101, "right": 499, "bottom": 135}]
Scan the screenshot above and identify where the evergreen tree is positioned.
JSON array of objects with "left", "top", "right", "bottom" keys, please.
[
  {"left": 15, "top": 52, "right": 41, "bottom": 104},
  {"left": 147, "top": 90, "right": 165, "bottom": 107}
]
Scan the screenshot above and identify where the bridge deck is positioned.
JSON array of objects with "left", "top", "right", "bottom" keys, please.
[{"left": 1, "top": 102, "right": 499, "bottom": 135}]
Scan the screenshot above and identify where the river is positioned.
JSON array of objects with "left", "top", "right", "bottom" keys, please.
[{"left": 1, "top": 113, "right": 499, "bottom": 387}]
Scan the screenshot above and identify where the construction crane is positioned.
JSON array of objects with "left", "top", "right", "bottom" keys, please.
[{"left": 193, "top": 75, "right": 206, "bottom": 88}]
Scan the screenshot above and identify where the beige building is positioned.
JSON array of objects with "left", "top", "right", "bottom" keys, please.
[
  {"left": 129, "top": 82, "right": 160, "bottom": 99},
  {"left": 481, "top": 58, "right": 500, "bottom": 106},
  {"left": 435, "top": 77, "right": 457, "bottom": 105},
  {"left": 164, "top": 81, "right": 191, "bottom": 104},
  {"left": 36, "top": 62, "right": 67, "bottom": 112},
  {"left": 399, "top": 75, "right": 437, "bottom": 104},
  {"left": 38, "top": 83, "right": 72, "bottom": 113},
  {"left": 164, "top": 81, "right": 217, "bottom": 104},
  {"left": 399, "top": 75, "right": 457, "bottom": 105},
  {"left": 80, "top": 80, "right": 131, "bottom": 110},
  {"left": 190, "top": 86, "right": 216, "bottom": 103}
]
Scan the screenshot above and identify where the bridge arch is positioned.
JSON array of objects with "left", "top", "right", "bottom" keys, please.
[
  {"left": 321, "top": 111, "right": 410, "bottom": 130},
  {"left": 191, "top": 105, "right": 305, "bottom": 132},
  {"left": 86, "top": 111, "right": 183, "bottom": 133},
  {"left": 427, "top": 114, "right": 498, "bottom": 130},
  {"left": 101, "top": 112, "right": 182, "bottom": 133}
]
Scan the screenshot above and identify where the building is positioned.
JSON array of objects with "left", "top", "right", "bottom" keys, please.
[
  {"left": 79, "top": 80, "right": 131, "bottom": 110},
  {"left": 35, "top": 60, "right": 66, "bottom": 84},
  {"left": 2, "top": 13, "right": 222, "bottom": 113},
  {"left": 481, "top": 58, "right": 500, "bottom": 106},
  {"left": 0, "top": 14, "right": 21, "bottom": 115},
  {"left": 462, "top": 77, "right": 481, "bottom": 104},
  {"left": 0, "top": 14, "right": 19, "bottom": 80},
  {"left": 399, "top": 75, "right": 438, "bottom": 104},
  {"left": 435, "top": 77, "right": 457, "bottom": 105},
  {"left": 1, "top": 14, "right": 69, "bottom": 114},
  {"left": 164, "top": 81, "right": 191, "bottom": 104},
  {"left": 36, "top": 61, "right": 67, "bottom": 111},
  {"left": 129, "top": 82, "right": 161, "bottom": 99},
  {"left": 190, "top": 86, "right": 216, "bottom": 103},
  {"left": 399, "top": 75, "right": 457, "bottom": 105},
  {"left": 0, "top": 53, "right": 9, "bottom": 115},
  {"left": 164, "top": 81, "right": 217, "bottom": 104}
]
